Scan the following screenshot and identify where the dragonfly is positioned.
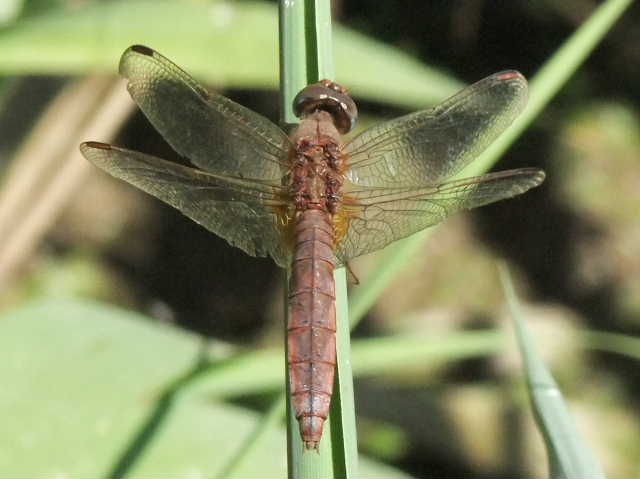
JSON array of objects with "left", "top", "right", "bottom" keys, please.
[{"left": 81, "top": 45, "right": 545, "bottom": 450}]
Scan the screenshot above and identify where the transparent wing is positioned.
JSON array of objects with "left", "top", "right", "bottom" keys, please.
[
  {"left": 119, "top": 45, "right": 290, "bottom": 179},
  {"left": 81, "top": 142, "right": 291, "bottom": 267},
  {"left": 344, "top": 71, "right": 528, "bottom": 187},
  {"left": 335, "top": 168, "right": 545, "bottom": 262}
]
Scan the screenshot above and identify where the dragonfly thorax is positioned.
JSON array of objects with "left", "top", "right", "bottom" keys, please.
[{"left": 289, "top": 112, "right": 344, "bottom": 215}]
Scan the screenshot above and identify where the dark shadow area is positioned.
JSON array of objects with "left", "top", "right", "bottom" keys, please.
[
  {"left": 103, "top": 109, "right": 282, "bottom": 341},
  {"left": 0, "top": 76, "right": 66, "bottom": 162}
]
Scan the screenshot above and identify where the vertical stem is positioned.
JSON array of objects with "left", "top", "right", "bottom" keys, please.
[
  {"left": 279, "top": 0, "right": 306, "bottom": 125},
  {"left": 279, "top": 0, "right": 356, "bottom": 477}
]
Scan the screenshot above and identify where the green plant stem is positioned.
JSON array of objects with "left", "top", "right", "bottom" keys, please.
[{"left": 279, "top": 0, "right": 356, "bottom": 477}]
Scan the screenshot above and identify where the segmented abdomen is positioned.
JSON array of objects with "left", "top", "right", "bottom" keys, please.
[{"left": 287, "top": 209, "right": 337, "bottom": 450}]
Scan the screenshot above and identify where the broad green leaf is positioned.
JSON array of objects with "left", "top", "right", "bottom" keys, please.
[
  {"left": 0, "top": 298, "right": 410, "bottom": 478},
  {"left": 0, "top": 298, "right": 217, "bottom": 477},
  {"left": 0, "top": 0, "right": 460, "bottom": 109}
]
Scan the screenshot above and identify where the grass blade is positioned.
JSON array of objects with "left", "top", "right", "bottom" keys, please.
[
  {"left": 499, "top": 265, "right": 606, "bottom": 479},
  {"left": 215, "top": 394, "right": 287, "bottom": 477},
  {"left": 582, "top": 331, "right": 640, "bottom": 361},
  {"left": 331, "top": 267, "right": 357, "bottom": 477},
  {"left": 183, "top": 331, "right": 502, "bottom": 399}
]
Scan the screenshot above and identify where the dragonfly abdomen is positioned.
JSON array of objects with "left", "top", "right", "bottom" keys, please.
[{"left": 288, "top": 209, "right": 337, "bottom": 450}]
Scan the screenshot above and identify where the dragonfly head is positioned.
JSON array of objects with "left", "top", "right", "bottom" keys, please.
[{"left": 293, "top": 79, "right": 358, "bottom": 134}]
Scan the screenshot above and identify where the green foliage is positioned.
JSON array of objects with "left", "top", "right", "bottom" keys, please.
[
  {"left": 0, "top": 298, "right": 481, "bottom": 477},
  {"left": 0, "top": 0, "right": 460, "bottom": 108}
]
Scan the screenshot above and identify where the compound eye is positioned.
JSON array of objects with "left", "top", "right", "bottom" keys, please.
[{"left": 293, "top": 80, "right": 358, "bottom": 133}]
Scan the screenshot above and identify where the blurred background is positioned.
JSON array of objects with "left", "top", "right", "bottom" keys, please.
[{"left": 0, "top": 0, "right": 639, "bottom": 477}]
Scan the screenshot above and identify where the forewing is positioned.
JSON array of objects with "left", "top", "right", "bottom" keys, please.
[
  {"left": 119, "top": 45, "right": 289, "bottom": 179},
  {"left": 336, "top": 168, "right": 545, "bottom": 262},
  {"left": 81, "top": 142, "right": 291, "bottom": 267},
  {"left": 344, "top": 71, "right": 528, "bottom": 187}
]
